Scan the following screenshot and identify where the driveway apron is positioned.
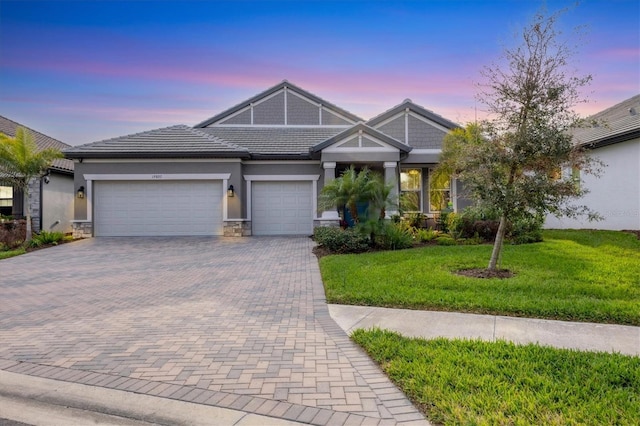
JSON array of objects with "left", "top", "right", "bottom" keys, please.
[{"left": 0, "top": 237, "right": 427, "bottom": 425}]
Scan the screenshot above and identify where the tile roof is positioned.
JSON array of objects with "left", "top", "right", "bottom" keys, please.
[
  {"left": 199, "top": 126, "right": 347, "bottom": 157},
  {"left": 64, "top": 125, "right": 250, "bottom": 159},
  {"left": 0, "top": 115, "right": 74, "bottom": 173},
  {"left": 574, "top": 95, "right": 640, "bottom": 147}
]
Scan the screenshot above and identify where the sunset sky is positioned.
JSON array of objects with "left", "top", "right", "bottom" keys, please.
[{"left": 0, "top": 0, "right": 638, "bottom": 146}]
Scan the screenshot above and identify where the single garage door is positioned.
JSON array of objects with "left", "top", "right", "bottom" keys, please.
[
  {"left": 252, "top": 181, "right": 313, "bottom": 235},
  {"left": 94, "top": 180, "right": 223, "bottom": 236}
]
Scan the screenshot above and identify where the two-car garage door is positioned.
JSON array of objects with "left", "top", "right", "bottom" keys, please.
[{"left": 94, "top": 181, "right": 223, "bottom": 237}]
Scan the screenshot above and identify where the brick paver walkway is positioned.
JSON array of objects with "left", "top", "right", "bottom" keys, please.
[{"left": 0, "top": 237, "right": 427, "bottom": 425}]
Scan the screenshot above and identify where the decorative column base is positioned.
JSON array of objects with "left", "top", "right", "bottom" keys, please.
[
  {"left": 223, "top": 220, "right": 252, "bottom": 237},
  {"left": 71, "top": 221, "right": 93, "bottom": 239}
]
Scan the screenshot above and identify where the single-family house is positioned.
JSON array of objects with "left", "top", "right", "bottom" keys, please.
[
  {"left": 65, "top": 81, "right": 471, "bottom": 238},
  {"left": 545, "top": 95, "right": 640, "bottom": 231},
  {"left": 0, "top": 115, "right": 75, "bottom": 233}
]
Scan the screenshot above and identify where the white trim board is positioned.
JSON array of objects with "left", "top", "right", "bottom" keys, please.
[{"left": 84, "top": 173, "right": 231, "bottom": 181}]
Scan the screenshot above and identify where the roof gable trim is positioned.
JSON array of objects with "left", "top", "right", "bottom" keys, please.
[
  {"left": 311, "top": 123, "right": 412, "bottom": 153},
  {"left": 196, "top": 80, "right": 362, "bottom": 127}
]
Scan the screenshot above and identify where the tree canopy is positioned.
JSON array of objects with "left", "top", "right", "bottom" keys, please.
[
  {"left": 434, "top": 7, "right": 602, "bottom": 271},
  {"left": 0, "top": 126, "right": 63, "bottom": 240}
]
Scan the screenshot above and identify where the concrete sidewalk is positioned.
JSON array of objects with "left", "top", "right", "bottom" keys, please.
[{"left": 328, "top": 305, "right": 640, "bottom": 356}]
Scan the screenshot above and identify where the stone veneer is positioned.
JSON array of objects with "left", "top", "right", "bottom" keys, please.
[
  {"left": 313, "top": 219, "right": 340, "bottom": 229},
  {"left": 223, "top": 220, "right": 252, "bottom": 237},
  {"left": 27, "top": 178, "right": 41, "bottom": 232},
  {"left": 71, "top": 221, "right": 93, "bottom": 239}
]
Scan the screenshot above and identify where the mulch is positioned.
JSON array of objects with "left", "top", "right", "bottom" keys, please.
[{"left": 455, "top": 268, "right": 514, "bottom": 279}]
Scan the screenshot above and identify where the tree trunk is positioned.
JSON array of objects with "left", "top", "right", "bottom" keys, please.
[
  {"left": 488, "top": 214, "right": 507, "bottom": 271},
  {"left": 349, "top": 202, "right": 359, "bottom": 224}
]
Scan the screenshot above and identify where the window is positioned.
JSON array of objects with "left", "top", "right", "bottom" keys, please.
[
  {"left": 400, "top": 168, "right": 422, "bottom": 212},
  {"left": 0, "top": 186, "right": 13, "bottom": 216},
  {"left": 571, "top": 167, "right": 581, "bottom": 190},
  {"left": 428, "top": 169, "right": 452, "bottom": 212}
]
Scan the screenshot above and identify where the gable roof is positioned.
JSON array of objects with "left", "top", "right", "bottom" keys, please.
[
  {"left": 366, "top": 99, "right": 460, "bottom": 130},
  {"left": 194, "top": 80, "right": 363, "bottom": 127},
  {"left": 64, "top": 125, "right": 250, "bottom": 159},
  {"left": 574, "top": 95, "right": 640, "bottom": 148},
  {"left": 0, "top": 115, "right": 74, "bottom": 173},
  {"left": 310, "top": 123, "right": 412, "bottom": 153}
]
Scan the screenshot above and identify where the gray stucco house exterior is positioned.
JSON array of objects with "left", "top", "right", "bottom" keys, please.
[
  {"left": 0, "top": 115, "right": 75, "bottom": 233},
  {"left": 65, "top": 81, "right": 468, "bottom": 237}
]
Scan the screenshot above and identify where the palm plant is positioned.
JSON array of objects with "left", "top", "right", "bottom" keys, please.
[
  {"left": 319, "top": 166, "right": 373, "bottom": 224},
  {"left": 365, "top": 171, "right": 395, "bottom": 220},
  {"left": 0, "top": 127, "right": 62, "bottom": 241}
]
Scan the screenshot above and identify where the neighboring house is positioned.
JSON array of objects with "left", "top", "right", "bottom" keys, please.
[
  {"left": 545, "top": 95, "right": 640, "bottom": 231},
  {"left": 65, "top": 80, "right": 470, "bottom": 238},
  {"left": 0, "top": 115, "right": 75, "bottom": 233}
]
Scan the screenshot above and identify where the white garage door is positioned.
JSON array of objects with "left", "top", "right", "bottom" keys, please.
[
  {"left": 94, "top": 181, "right": 223, "bottom": 236},
  {"left": 252, "top": 181, "right": 313, "bottom": 236}
]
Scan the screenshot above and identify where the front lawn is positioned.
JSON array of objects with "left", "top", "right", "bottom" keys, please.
[
  {"left": 353, "top": 329, "right": 640, "bottom": 425},
  {"left": 320, "top": 230, "right": 640, "bottom": 325}
]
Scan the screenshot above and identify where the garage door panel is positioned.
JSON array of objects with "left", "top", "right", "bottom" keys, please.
[
  {"left": 95, "top": 180, "right": 223, "bottom": 237},
  {"left": 252, "top": 181, "right": 313, "bottom": 236}
]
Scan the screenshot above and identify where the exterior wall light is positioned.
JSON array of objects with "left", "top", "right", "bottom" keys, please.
[
  {"left": 77, "top": 186, "right": 85, "bottom": 199},
  {"left": 227, "top": 184, "right": 235, "bottom": 197}
]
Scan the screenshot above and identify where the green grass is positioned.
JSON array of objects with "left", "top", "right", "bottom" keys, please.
[
  {"left": 353, "top": 329, "right": 640, "bottom": 426},
  {"left": 0, "top": 247, "right": 25, "bottom": 259},
  {"left": 320, "top": 230, "right": 640, "bottom": 325}
]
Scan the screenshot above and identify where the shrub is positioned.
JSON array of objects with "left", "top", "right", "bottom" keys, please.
[
  {"left": 375, "top": 222, "right": 414, "bottom": 250},
  {"left": 450, "top": 207, "right": 543, "bottom": 244},
  {"left": 436, "top": 211, "right": 449, "bottom": 233},
  {"left": 313, "top": 226, "right": 370, "bottom": 254},
  {"left": 414, "top": 228, "right": 438, "bottom": 243},
  {"left": 0, "top": 220, "right": 26, "bottom": 249},
  {"left": 508, "top": 214, "right": 544, "bottom": 244},
  {"left": 404, "top": 212, "right": 426, "bottom": 228},
  {"left": 29, "top": 230, "right": 65, "bottom": 248},
  {"left": 436, "top": 235, "right": 457, "bottom": 246}
]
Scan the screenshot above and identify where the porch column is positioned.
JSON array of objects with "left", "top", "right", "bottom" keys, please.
[
  {"left": 321, "top": 162, "right": 340, "bottom": 220},
  {"left": 384, "top": 162, "right": 399, "bottom": 218}
]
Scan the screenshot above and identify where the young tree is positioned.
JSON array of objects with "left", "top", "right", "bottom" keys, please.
[
  {"left": 435, "top": 8, "right": 602, "bottom": 271},
  {"left": 0, "top": 127, "right": 63, "bottom": 241}
]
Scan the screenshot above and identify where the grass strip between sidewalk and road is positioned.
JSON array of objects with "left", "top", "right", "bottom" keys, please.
[
  {"left": 320, "top": 230, "right": 640, "bottom": 325},
  {"left": 353, "top": 328, "right": 640, "bottom": 426}
]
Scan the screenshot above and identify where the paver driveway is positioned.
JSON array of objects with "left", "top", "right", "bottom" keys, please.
[{"left": 0, "top": 237, "right": 427, "bottom": 425}]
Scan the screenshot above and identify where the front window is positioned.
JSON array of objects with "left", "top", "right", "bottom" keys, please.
[
  {"left": 400, "top": 168, "right": 422, "bottom": 212},
  {"left": 428, "top": 169, "right": 452, "bottom": 212},
  {"left": 0, "top": 186, "right": 13, "bottom": 217}
]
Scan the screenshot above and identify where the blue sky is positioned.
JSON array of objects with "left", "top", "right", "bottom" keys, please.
[{"left": 0, "top": 0, "right": 638, "bottom": 145}]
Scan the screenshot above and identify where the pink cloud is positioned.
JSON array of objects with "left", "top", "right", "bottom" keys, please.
[{"left": 592, "top": 47, "right": 639, "bottom": 61}]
